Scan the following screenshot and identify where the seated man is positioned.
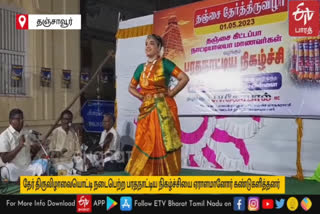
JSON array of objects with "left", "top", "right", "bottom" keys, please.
[
  {"left": 86, "top": 114, "right": 122, "bottom": 171},
  {"left": 48, "top": 110, "right": 82, "bottom": 175},
  {"left": 0, "top": 109, "right": 47, "bottom": 182}
]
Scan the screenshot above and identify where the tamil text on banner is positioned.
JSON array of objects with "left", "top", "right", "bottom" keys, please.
[
  {"left": 153, "top": 0, "right": 320, "bottom": 116},
  {"left": 81, "top": 100, "right": 114, "bottom": 133},
  {"left": 20, "top": 175, "right": 285, "bottom": 194}
]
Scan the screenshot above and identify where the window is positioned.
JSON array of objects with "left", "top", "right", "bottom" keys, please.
[{"left": 0, "top": 7, "right": 26, "bottom": 95}]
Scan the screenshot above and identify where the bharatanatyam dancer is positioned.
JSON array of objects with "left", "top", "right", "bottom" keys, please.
[{"left": 125, "top": 34, "right": 189, "bottom": 175}]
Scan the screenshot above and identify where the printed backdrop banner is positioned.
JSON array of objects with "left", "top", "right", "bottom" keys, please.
[
  {"left": 154, "top": 0, "right": 320, "bottom": 116},
  {"left": 116, "top": 14, "right": 320, "bottom": 177}
]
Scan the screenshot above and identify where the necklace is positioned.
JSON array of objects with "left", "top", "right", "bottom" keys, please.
[{"left": 142, "top": 59, "right": 157, "bottom": 86}]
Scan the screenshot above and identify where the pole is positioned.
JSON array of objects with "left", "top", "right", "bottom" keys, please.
[{"left": 42, "top": 50, "right": 114, "bottom": 143}]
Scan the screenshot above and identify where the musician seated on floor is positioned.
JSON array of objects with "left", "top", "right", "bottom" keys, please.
[
  {"left": 86, "top": 114, "right": 124, "bottom": 171},
  {"left": 47, "top": 110, "right": 84, "bottom": 175},
  {"left": 0, "top": 109, "right": 47, "bottom": 182}
]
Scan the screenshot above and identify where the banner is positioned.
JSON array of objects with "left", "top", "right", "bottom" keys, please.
[
  {"left": 62, "top": 69, "right": 71, "bottom": 88},
  {"left": 40, "top": 67, "right": 51, "bottom": 87},
  {"left": 16, "top": 14, "right": 81, "bottom": 30},
  {"left": 80, "top": 71, "right": 89, "bottom": 86},
  {"left": 20, "top": 176, "right": 285, "bottom": 194},
  {"left": 2, "top": 195, "right": 318, "bottom": 212},
  {"left": 11, "top": 65, "right": 23, "bottom": 81},
  {"left": 81, "top": 100, "right": 114, "bottom": 133},
  {"left": 154, "top": 0, "right": 320, "bottom": 116}
]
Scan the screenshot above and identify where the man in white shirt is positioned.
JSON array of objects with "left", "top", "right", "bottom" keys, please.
[
  {"left": 48, "top": 110, "right": 82, "bottom": 174},
  {"left": 0, "top": 109, "right": 46, "bottom": 182},
  {"left": 86, "top": 114, "right": 122, "bottom": 171}
]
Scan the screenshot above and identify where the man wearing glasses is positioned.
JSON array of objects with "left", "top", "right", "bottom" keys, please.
[{"left": 0, "top": 108, "right": 46, "bottom": 182}]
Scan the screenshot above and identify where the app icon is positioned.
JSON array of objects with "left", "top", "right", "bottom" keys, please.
[
  {"left": 301, "top": 197, "right": 312, "bottom": 211},
  {"left": 248, "top": 197, "right": 260, "bottom": 211},
  {"left": 120, "top": 196, "right": 132, "bottom": 211},
  {"left": 76, "top": 195, "right": 92, "bottom": 213},
  {"left": 262, "top": 199, "right": 274, "bottom": 209},
  {"left": 233, "top": 197, "right": 245, "bottom": 211},
  {"left": 275, "top": 199, "right": 285, "bottom": 209},
  {"left": 287, "top": 197, "right": 298, "bottom": 211},
  {"left": 106, "top": 196, "right": 118, "bottom": 211}
]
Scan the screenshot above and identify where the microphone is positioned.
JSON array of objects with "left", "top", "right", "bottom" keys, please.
[
  {"left": 28, "top": 130, "right": 42, "bottom": 136},
  {"left": 22, "top": 129, "right": 50, "bottom": 159},
  {"left": 20, "top": 130, "right": 40, "bottom": 141}
]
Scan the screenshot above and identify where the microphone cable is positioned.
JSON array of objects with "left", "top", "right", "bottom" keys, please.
[{"left": 0, "top": 166, "right": 10, "bottom": 194}]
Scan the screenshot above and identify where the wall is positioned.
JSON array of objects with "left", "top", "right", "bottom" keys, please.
[{"left": 0, "top": 0, "right": 81, "bottom": 134}]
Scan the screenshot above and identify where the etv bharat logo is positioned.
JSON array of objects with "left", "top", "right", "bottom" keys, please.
[
  {"left": 293, "top": 3, "right": 315, "bottom": 25},
  {"left": 77, "top": 195, "right": 92, "bottom": 213},
  {"left": 289, "top": 1, "right": 319, "bottom": 36}
]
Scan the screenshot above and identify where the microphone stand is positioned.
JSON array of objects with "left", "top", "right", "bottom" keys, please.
[
  {"left": 82, "top": 143, "right": 87, "bottom": 173},
  {"left": 31, "top": 134, "right": 54, "bottom": 175},
  {"left": 38, "top": 139, "right": 49, "bottom": 158},
  {"left": 73, "top": 144, "right": 90, "bottom": 175},
  {"left": 30, "top": 134, "right": 49, "bottom": 159}
]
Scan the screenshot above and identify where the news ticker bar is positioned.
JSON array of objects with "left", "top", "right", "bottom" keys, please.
[
  {"left": 20, "top": 176, "right": 285, "bottom": 194},
  {"left": 16, "top": 14, "right": 81, "bottom": 30},
  {"left": 0, "top": 195, "right": 317, "bottom": 212}
]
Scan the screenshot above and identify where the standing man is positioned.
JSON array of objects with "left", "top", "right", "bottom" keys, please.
[{"left": 0, "top": 109, "right": 46, "bottom": 182}]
